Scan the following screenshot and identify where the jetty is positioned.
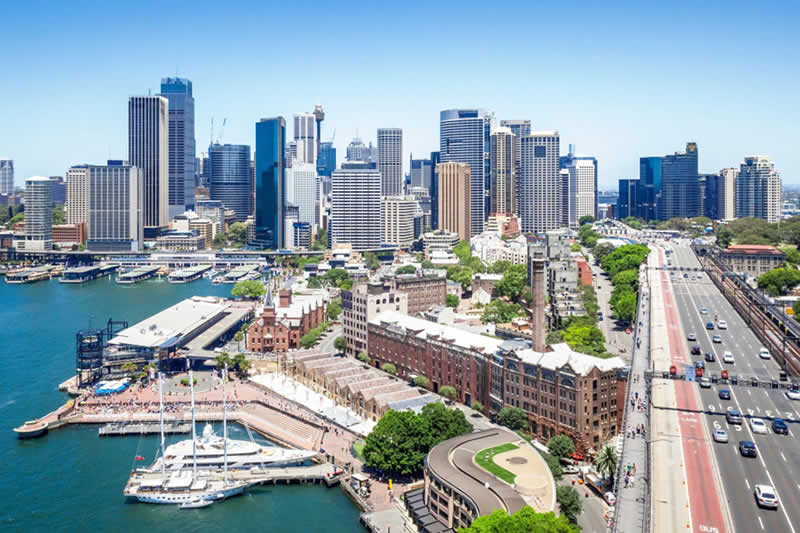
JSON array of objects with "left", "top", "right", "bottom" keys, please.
[
  {"left": 5, "top": 264, "right": 61, "bottom": 284},
  {"left": 168, "top": 264, "right": 213, "bottom": 284},
  {"left": 60, "top": 264, "right": 119, "bottom": 283},
  {"left": 99, "top": 421, "right": 191, "bottom": 436},
  {"left": 219, "top": 264, "right": 260, "bottom": 283},
  {"left": 117, "top": 266, "right": 160, "bottom": 284}
]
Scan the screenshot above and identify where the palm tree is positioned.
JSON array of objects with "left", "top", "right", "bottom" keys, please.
[
  {"left": 120, "top": 362, "right": 138, "bottom": 375},
  {"left": 595, "top": 445, "right": 618, "bottom": 483},
  {"left": 233, "top": 353, "right": 251, "bottom": 379}
]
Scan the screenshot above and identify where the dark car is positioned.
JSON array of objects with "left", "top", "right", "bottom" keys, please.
[
  {"left": 695, "top": 361, "right": 705, "bottom": 371},
  {"left": 739, "top": 440, "right": 757, "bottom": 458},
  {"left": 705, "top": 352, "right": 716, "bottom": 362},
  {"left": 772, "top": 419, "right": 789, "bottom": 435},
  {"left": 719, "top": 389, "right": 731, "bottom": 400},
  {"left": 706, "top": 322, "right": 715, "bottom": 330},
  {"left": 691, "top": 345, "right": 701, "bottom": 355}
]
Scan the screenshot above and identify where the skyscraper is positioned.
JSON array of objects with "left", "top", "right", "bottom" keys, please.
[
  {"left": 638, "top": 157, "right": 662, "bottom": 221},
  {"left": 0, "top": 159, "right": 14, "bottom": 195},
  {"left": 560, "top": 146, "right": 598, "bottom": 225},
  {"left": 489, "top": 127, "right": 516, "bottom": 216},
  {"left": 23, "top": 177, "right": 53, "bottom": 250},
  {"left": 659, "top": 142, "right": 699, "bottom": 220},
  {"left": 440, "top": 109, "right": 494, "bottom": 236},
  {"left": 381, "top": 196, "right": 417, "bottom": 247},
  {"left": 253, "top": 117, "right": 286, "bottom": 249},
  {"left": 719, "top": 167, "right": 738, "bottom": 220},
  {"left": 377, "top": 128, "right": 403, "bottom": 196},
  {"left": 159, "top": 77, "right": 195, "bottom": 215},
  {"left": 500, "top": 119, "right": 531, "bottom": 202},
  {"left": 430, "top": 151, "right": 440, "bottom": 229},
  {"left": 617, "top": 179, "right": 639, "bottom": 220},
  {"left": 65, "top": 165, "right": 89, "bottom": 224},
  {"left": 330, "top": 161, "right": 381, "bottom": 250},
  {"left": 294, "top": 112, "right": 317, "bottom": 165},
  {"left": 128, "top": 95, "right": 169, "bottom": 236},
  {"left": 317, "top": 141, "right": 337, "bottom": 178},
  {"left": 346, "top": 137, "right": 368, "bottom": 162},
  {"left": 208, "top": 143, "right": 251, "bottom": 222},
  {"left": 410, "top": 155, "right": 433, "bottom": 191},
  {"left": 286, "top": 162, "right": 317, "bottom": 226},
  {"left": 437, "top": 162, "right": 472, "bottom": 242},
  {"left": 736, "top": 156, "right": 781, "bottom": 223},
  {"left": 86, "top": 162, "right": 143, "bottom": 251},
  {"left": 519, "top": 131, "right": 560, "bottom": 233}
]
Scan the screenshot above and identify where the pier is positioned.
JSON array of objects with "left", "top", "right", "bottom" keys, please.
[
  {"left": 98, "top": 421, "right": 191, "bottom": 436},
  {"left": 5, "top": 264, "right": 61, "bottom": 284},
  {"left": 117, "top": 266, "right": 160, "bottom": 284},
  {"left": 168, "top": 264, "right": 213, "bottom": 284},
  {"left": 219, "top": 264, "right": 260, "bottom": 283},
  {"left": 60, "top": 264, "right": 119, "bottom": 283}
]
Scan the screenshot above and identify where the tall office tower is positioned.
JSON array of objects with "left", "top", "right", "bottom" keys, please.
[
  {"left": 86, "top": 162, "right": 143, "bottom": 251},
  {"left": 49, "top": 176, "right": 66, "bottom": 205},
  {"left": 659, "top": 142, "right": 699, "bottom": 220},
  {"left": 408, "top": 186, "right": 432, "bottom": 229},
  {"left": 430, "top": 151, "right": 440, "bottom": 228},
  {"left": 381, "top": 196, "right": 417, "bottom": 247},
  {"left": 330, "top": 161, "right": 381, "bottom": 250},
  {"left": 294, "top": 112, "right": 317, "bottom": 165},
  {"left": 208, "top": 143, "right": 251, "bottom": 222},
  {"left": 313, "top": 105, "right": 325, "bottom": 164},
  {"left": 128, "top": 95, "right": 169, "bottom": 237},
  {"left": 719, "top": 168, "right": 739, "bottom": 220},
  {"left": 346, "top": 137, "right": 367, "bottom": 161},
  {"left": 700, "top": 174, "right": 715, "bottom": 219},
  {"left": 285, "top": 141, "right": 297, "bottom": 168},
  {"left": 489, "top": 126, "right": 516, "bottom": 216},
  {"left": 560, "top": 146, "right": 598, "bottom": 224},
  {"left": 440, "top": 109, "right": 495, "bottom": 236},
  {"left": 519, "top": 131, "right": 561, "bottom": 233},
  {"left": 65, "top": 165, "right": 89, "bottom": 224},
  {"left": 617, "top": 179, "right": 639, "bottom": 219},
  {"left": 286, "top": 162, "right": 317, "bottom": 226},
  {"left": 253, "top": 117, "right": 286, "bottom": 249},
  {"left": 317, "top": 141, "right": 336, "bottom": 178},
  {"left": 22, "top": 177, "right": 53, "bottom": 250},
  {"left": 249, "top": 159, "right": 256, "bottom": 216},
  {"left": 736, "top": 156, "right": 782, "bottom": 223},
  {"left": 500, "top": 119, "right": 531, "bottom": 204},
  {"left": 377, "top": 128, "right": 403, "bottom": 196},
  {"left": 559, "top": 169, "right": 571, "bottom": 227},
  {"left": 159, "top": 77, "right": 195, "bottom": 215},
  {"left": 410, "top": 155, "right": 433, "bottom": 191},
  {"left": 437, "top": 162, "right": 472, "bottom": 241},
  {"left": 637, "top": 156, "right": 662, "bottom": 221},
  {"left": 284, "top": 203, "right": 299, "bottom": 248},
  {"left": 0, "top": 159, "right": 13, "bottom": 194}
]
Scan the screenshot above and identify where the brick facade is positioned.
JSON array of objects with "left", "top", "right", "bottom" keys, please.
[{"left": 247, "top": 289, "right": 327, "bottom": 353}]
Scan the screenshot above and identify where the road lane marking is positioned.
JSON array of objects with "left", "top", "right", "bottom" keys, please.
[
  {"left": 782, "top": 452, "right": 787, "bottom": 462},
  {"left": 759, "top": 516, "right": 764, "bottom": 530},
  {"left": 746, "top": 479, "right": 750, "bottom": 489}
]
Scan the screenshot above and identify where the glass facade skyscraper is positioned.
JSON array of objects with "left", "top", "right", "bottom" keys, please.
[
  {"left": 159, "top": 77, "right": 196, "bottom": 215},
  {"left": 0, "top": 159, "right": 14, "bottom": 195},
  {"left": 638, "top": 156, "right": 662, "bottom": 221},
  {"left": 317, "top": 141, "right": 336, "bottom": 178},
  {"left": 253, "top": 117, "right": 286, "bottom": 249},
  {"left": 660, "top": 142, "right": 699, "bottom": 220},
  {"left": 208, "top": 143, "right": 251, "bottom": 222}
]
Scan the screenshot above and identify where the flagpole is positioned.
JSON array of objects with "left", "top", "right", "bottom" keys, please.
[
  {"left": 188, "top": 359, "right": 197, "bottom": 477},
  {"left": 223, "top": 363, "right": 228, "bottom": 484},
  {"left": 158, "top": 372, "right": 166, "bottom": 481}
]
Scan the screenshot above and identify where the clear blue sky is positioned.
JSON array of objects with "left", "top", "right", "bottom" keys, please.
[{"left": 1, "top": 0, "right": 797, "bottom": 189}]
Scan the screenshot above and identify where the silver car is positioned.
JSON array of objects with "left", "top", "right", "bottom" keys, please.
[{"left": 713, "top": 429, "right": 729, "bottom": 443}]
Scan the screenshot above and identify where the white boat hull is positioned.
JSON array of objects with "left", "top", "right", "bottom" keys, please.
[{"left": 130, "top": 484, "right": 246, "bottom": 505}]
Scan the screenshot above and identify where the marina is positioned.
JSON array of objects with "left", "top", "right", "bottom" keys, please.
[
  {"left": 60, "top": 264, "right": 119, "bottom": 283},
  {"left": 117, "top": 266, "right": 161, "bottom": 284},
  {"left": 5, "top": 264, "right": 61, "bottom": 284},
  {"left": 168, "top": 264, "right": 213, "bottom": 284}
]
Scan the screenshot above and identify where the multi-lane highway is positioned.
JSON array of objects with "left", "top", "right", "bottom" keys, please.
[{"left": 661, "top": 240, "right": 800, "bottom": 533}]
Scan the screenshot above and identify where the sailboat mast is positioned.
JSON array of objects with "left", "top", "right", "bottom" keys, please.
[
  {"left": 223, "top": 363, "right": 228, "bottom": 483},
  {"left": 158, "top": 372, "right": 166, "bottom": 480},
  {"left": 189, "top": 364, "right": 197, "bottom": 477}
]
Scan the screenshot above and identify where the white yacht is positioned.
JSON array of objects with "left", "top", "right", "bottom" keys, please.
[
  {"left": 146, "top": 423, "right": 317, "bottom": 471},
  {"left": 124, "top": 472, "right": 248, "bottom": 504}
]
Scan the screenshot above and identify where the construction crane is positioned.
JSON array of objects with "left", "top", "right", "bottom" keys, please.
[{"left": 209, "top": 117, "right": 228, "bottom": 146}]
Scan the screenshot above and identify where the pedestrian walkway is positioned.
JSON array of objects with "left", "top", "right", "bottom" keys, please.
[{"left": 612, "top": 264, "right": 651, "bottom": 533}]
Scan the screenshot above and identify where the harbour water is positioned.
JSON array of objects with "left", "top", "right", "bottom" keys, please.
[{"left": 0, "top": 277, "right": 361, "bottom": 532}]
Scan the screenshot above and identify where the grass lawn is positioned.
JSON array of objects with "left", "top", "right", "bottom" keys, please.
[{"left": 474, "top": 443, "right": 519, "bottom": 484}]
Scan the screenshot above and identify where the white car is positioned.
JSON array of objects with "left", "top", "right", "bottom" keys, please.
[
  {"left": 786, "top": 390, "right": 800, "bottom": 401},
  {"left": 713, "top": 429, "right": 729, "bottom": 443},
  {"left": 718, "top": 320, "right": 728, "bottom": 329},
  {"left": 759, "top": 348, "right": 771, "bottom": 360},
  {"left": 723, "top": 351, "right": 735, "bottom": 364},
  {"left": 750, "top": 418, "right": 768, "bottom": 434},
  {"left": 754, "top": 484, "right": 779, "bottom": 509}
]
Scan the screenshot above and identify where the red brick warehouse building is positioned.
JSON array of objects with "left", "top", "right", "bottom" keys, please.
[{"left": 247, "top": 288, "right": 328, "bottom": 352}]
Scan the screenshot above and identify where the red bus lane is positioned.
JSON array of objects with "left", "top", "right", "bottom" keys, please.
[{"left": 658, "top": 249, "right": 726, "bottom": 533}]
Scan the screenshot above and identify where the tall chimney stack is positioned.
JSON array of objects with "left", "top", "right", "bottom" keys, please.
[{"left": 529, "top": 248, "right": 547, "bottom": 352}]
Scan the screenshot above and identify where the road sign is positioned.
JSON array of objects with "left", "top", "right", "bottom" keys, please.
[{"left": 686, "top": 366, "right": 696, "bottom": 381}]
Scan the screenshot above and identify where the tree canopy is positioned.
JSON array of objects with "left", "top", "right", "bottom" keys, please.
[
  {"left": 578, "top": 215, "right": 595, "bottom": 226},
  {"left": 459, "top": 507, "right": 579, "bottom": 533},
  {"left": 227, "top": 222, "right": 248, "bottom": 246},
  {"left": 231, "top": 280, "right": 266, "bottom": 300},
  {"left": 327, "top": 298, "right": 342, "bottom": 320},
  {"left": 488, "top": 260, "right": 513, "bottom": 274},
  {"left": 334, "top": 336, "right": 347, "bottom": 352},
  {"left": 497, "top": 406, "right": 527, "bottom": 431},
  {"left": 600, "top": 244, "right": 649, "bottom": 277},
  {"left": 592, "top": 242, "right": 615, "bottom": 263},
  {"left": 757, "top": 267, "right": 800, "bottom": 296},
  {"left": 439, "top": 385, "right": 457, "bottom": 401},
  {"left": 363, "top": 251, "right": 381, "bottom": 270},
  {"left": 481, "top": 299, "right": 523, "bottom": 323},
  {"left": 312, "top": 227, "right": 329, "bottom": 250},
  {"left": 381, "top": 362, "right": 398, "bottom": 375},
  {"left": 395, "top": 264, "right": 417, "bottom": 275},
  {"left": 447, "top": 265, "right": 474, "bottom": 291},
  {"left": 547, "top": 435, "right": 575, "bottom": 458},
  {"left": 556, "top": 485, "right": 583, "bottom": 524},
  {"left": 413, "top": 375, "right": 430, "bottom": 388},
  {"left": 494, "top": 264, "right": 527, "bottom": 300},
  {"left": 446, "top": 294, "right": 460, "bottom": 308}
]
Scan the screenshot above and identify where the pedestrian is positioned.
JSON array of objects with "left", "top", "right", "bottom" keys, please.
[{"left": 632, "top": 463, "right": 636, "bottom": 475}]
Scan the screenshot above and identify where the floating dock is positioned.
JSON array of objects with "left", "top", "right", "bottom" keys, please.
[
  {"left": 219, "top": 264, "right": 261, "bottom": 284},
  {"left": 60, "top": 264, "right": 119, "bottom": 283},
  {"left": 99, "top": 422, "right": 192, "bottom": 437},
  {"left": 5, "top": 264, "right": 60, "bottom": 284},
  {"left": 168, "top": 264, "right": 213, "bottom": 284},
  {"left": 117, "top": 266, "right": 161, "bottom": 284}
]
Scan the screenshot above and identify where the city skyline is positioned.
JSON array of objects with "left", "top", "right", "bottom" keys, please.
[{"left": 1, "top": 2, "right": 797, "bottom": 188}]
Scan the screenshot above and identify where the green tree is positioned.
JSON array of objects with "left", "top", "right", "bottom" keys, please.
[
  {"left": 757, "top": 267, "right": 800, "bottom": 296},
  {"left": 299, "top": 329, "right": 321, "bottom": 348},
  {"left": 362, "top": 410, "right": 429, "bottom": 476},
  {"left": 334, "top": 336, "right": 347, "bottom": 352},
  {"left": 601, "top": 244, "right": 649, "bottom": 277},
  {"left": 794, "top": 300, "right": 800, "bottom": 322},
  {"left": 232, "top": 353, "right": 251, "bottom": 379},
  {"left": 420, "top": 401, "right": 472, "bottom": 445},
  {"left": 556, "top": 485, "right": 583, "bottom": 524},
  {"left": 214, "top": 352, "right": 232, "bottom": 371},
  {"left": 570, "top": 242, "right": 582, "bottom": 252},
  {"left": 494, "top": 264, "right": 527, "bottom": 300},
  {"left": 120, "top": 361, "right": 138, "bottom": 374},
  {"left": 546, "top": 330, "right": 564, "bottom": 344},
  {"left": 471, "top": 400, "right": 484, "bottom": 413},
  {"left": 578, "top": 215, "right": 595, "bottom": 226},
  {"left": 446, "top": 265, "right": 474, "bottom": 291},
  {"left": 784, "top": 248, "right": 800, "bottom": 265},
  {"left": 324, "top": 268, "right": 350, "bottom": 287},
  {"left": 716, "top": 224, "right": 733, "bottom": 248},
  {"left": 612, "top": 290, "right": 638, "bottom": 322},
  {"left": 396, "top": 264, "right": 417, "bottom": 275},
  {"left": 562, "top": 324, "right": 607, "bottom": 356},
  {"left": 381, "top": 362, "right": 398, "bottom": 375},
  {"left": 357, "top": 351, "right": 370, "bottom": 364},
  {"left": 421, "top": 259, "right": 434, "bottom": 269},
  {"left": 459, "top": 507, "right": 579, "bottom": 533},
  {"left": 488, "top": 260, "right": 513, "bottom": 274},
  {"left": 592, "top": 242, "right": 615, "bottom": 263},
  {"left": 233, "top": 330, "right": 244, "bottom": 350},
  {"left": 497, "top": 406, "right": 527, "bottom": 431},
  {"left": 327, "top": 298, "right": 342, "bottom": 321},
  {"left": 547, "top": 435, "right": 575, "bottom": 459},
  {"left": 5, "top": 212, "right": 23, "bottom": 229},
  {"left": 611, "top": 269, "right": 639, "bottom": 292},
  {"left": 364, "top": 251, "right": 381, "bottom": 270},
  {"left": 312, "top": 227, "right": 329, "bottom": 250},
  {"left": 453, "top": 240, "right": 472, "bottom": 264},
  {"left": 52, "top": 205, "right": 65, "bottom": 225},
  {"left": 212, "top": 232, "right": 227, "bottom": 248},
  {"left": 595, "top": 445, "right": 618, "bottom": 483},
  {"left": 540, "top": 451, "right": 563, "bottom": 480},
  {"left": 231, "top": 280, "right": 266, "bottom": 299},
  {"left": 446, "top": 294, "right": 460, "bottom": 308},
  {"left": 227, "top": 222, "right": 248, "bottom": 245},
  {"left": 439, "top": 385, "right": 457, "bottom": 401},
  {"left": 579, "top": 282, "right": 599, "bottom": 318},
  {"left": 481, "top": 299, "right": 523, "bottom": 323},
  {"left": 413, "top": 375, "right": 430, "bottom": 388},
  {"left": 339, "top": 278, "right": 353, "bottom": 291},
  {"left": 307, "top": 276, "right": 323, "bottom": 288}
]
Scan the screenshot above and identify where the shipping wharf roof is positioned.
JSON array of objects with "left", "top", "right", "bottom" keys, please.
[{"left": 108, "top": 296, "right": 230, "bottom": 349}]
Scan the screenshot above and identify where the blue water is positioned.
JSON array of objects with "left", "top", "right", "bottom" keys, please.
[{"left": 0, "top": 277, "right": 361, "bottom": 532}]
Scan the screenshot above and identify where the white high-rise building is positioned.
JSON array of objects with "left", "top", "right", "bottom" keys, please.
[
  {"left": 381, "top": 196, "right": 417, "bottom": 247},
  {"left": 294, "top": 112, "right": 317, "bottom": 165},
  {"left": 65, "top": 165, "right": 89, "bottom": 224},
  {"left": 519, "top": 131, "right": 561, "bottom": 233},
  {"left": 128, "top": 96, "right": 169, "bottom": 235},
  {"left": 490, "top": 126, "right": 516, "bottom": 216},
  {"left": 284, "top": 203, "right": 299, "bottom": 249},
  {"left": 87, "top": 163, "right": 143, "bottom": 251},
  {"left": 22, "top": 177, "right": 53, "bottom": 251},
  {"left": 560, "top": 149, "right": 597, "bottom": 227},
  {"left": 346, "top": 137, "right": 367, "bottom": 162},
  {"left": 719, "top": 168, "right": 738, "bottom": 220},
  {"left": 0, "top": 159, "right": 13, "bottom": 195},
  {"left": 285, "top": 162, "right": 317, "bottom": 227},
  {"left": 331, "top": 162, "right": 381, "bottom": 250},
  {"left": 736, "top": 156, "right": 781, "bottom": 223},
  {"left": 377, "top": 128, "right": 403, "bottom": 196}
]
